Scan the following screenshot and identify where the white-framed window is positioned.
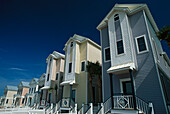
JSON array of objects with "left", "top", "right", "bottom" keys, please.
[
  {"left": 56, "top": 73, "right": 59, "bottom": 80},
  {"left": 47, "top": 74, "right": 50, "bottom": 81},
  {"left": 120, "top": 78, "right": 132, "bottom": 95},
  {"left": 135, "top": 35, "right": 149, "bottom": 54},
  {"left": 116, "top": 40, "right": 124, "bottom": 55},
  {"left": 68, "top": 62, "right": 72, "bottom": 73},
  {"left": 81, "top": 61, "right": 85, "bottom": 72},
  {"left": 114, "top": 14, "right": 119, "bottom": 22},
  {"left": 6, "top": 99, "right": 9, "bottom": 104},
  {"left": 104, "top": 47, "right": 111, "bottom": 62},
  {"left": 72, "top": 88, "right": 76, "bottom": 102},
  {"left": 70, "top": 42, "right": 73, "bottom": 47}
]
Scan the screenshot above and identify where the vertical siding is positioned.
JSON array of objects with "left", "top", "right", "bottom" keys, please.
[
  {"left": 129, "top": 11, "right": 167, "bottom": 114},
  {"left": 100, "top": 27, "right": 112, "bottom": 102}
]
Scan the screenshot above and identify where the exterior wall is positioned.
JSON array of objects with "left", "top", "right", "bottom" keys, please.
[
  {"left": 19, "top": 88, "right": 29, "bottom": 106},
  {"left": 4, "top": 90, "right": 17, "bottom": 106},
  {"left": 100, "top": 27, "right": 112, "bottom": 102},
  {"left": 88, "top": 42, "right": 101, "bottom": 64},
  {"left": 129, "top": 10, "right": 167, "bottom": 114},
  {"left": 60, "top": 59, "right": 65, "bottom": 72}
]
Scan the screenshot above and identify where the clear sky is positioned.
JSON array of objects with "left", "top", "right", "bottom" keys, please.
[{"left": 0, "top": 0, "right": 169, "bottom": 96}]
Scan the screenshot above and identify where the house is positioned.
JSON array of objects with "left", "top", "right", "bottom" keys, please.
[
  {"left": 40, "top": 51, "right": 65, "bottom": 108},
  {"left": 1, "top": 85, "right": 18, "bottom": 107},
  {"left": 13, "top": 81, "right": 30, "bottom": 107},
  {"left": 58, "top": 34, "right": 101, "bottom": 113},
  {"left": 25, "top": 78, "right": 39, "bottom": 107},
  {"left": 97, "top": 3, "right": 170, "bottom": 114}
]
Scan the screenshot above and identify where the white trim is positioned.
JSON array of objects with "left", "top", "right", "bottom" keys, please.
[
  {"left": 135, "top": 34, "right": 149, "bottom": 54},
  {"left": 104, "top": 47, "right": 111, "bottom": 63},
  {"left": 81, "top": 60, "right": 86, "bottom": 72},
  {"left": 120, "top": 78, "right": 131, "bottom": 93}
]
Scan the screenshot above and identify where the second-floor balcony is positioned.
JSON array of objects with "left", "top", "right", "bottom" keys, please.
[{"left": 103, "top": 93, "right": 152, "bottom": 114}]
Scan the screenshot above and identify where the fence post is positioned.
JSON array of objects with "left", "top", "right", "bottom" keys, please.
[
  {"left": 56, "top": 103, "right": 58, "bottom": 114},
  {"left": 50, "top": 103, "right": 53, "bottom": 114},
  {"left": 149, "top": 102, "right": 154, "bottom": 114},
  {"left": 82, "top": 104, "right": 84, "bottom": 114},
  {"left": 101, "top": 103, "right": 104, "bottom": 114},
  {"left": 90, "top": 103, "right": 93, "bottom": 114},
  {"left": 75, "top": 103, "right": 77, "bottom": 114}
]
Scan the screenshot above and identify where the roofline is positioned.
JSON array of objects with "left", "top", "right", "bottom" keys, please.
[
  {"left": 46, "top": 51, "right": 65, "bottom": 62},
  {"left": 96, "top": 4, "right": 159, "bottom": 32},
  {"left": 63, "top": 34, "right": 101, "bottom": 51}
]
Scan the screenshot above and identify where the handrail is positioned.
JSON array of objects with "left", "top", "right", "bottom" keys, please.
[
  {"left": 96, "top": 105, "right": 102, "bottom": 114},
  {"left": 84, "top": 106, "right": 91, "bottom": 113}
]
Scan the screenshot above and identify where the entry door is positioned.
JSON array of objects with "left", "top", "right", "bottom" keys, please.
[
  {"left": 48, "top": 93, "right": 51, "bottom": 103},
  {"left": 72, "top": 90, "right": 76, "bottom": 102},
  {"left": 122, "top": 81, "right": 132, "bottom": 95}
]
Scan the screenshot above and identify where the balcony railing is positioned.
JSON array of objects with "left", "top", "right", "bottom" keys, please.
[
  {"left": 97, "top": 94, "right": 151, "bottom": 114},
  {"left": 113, "top": 95, "right": 134, "bottom": 109},
  {"left": 57, "top": 97, "right": 75, "bottom": 110}
]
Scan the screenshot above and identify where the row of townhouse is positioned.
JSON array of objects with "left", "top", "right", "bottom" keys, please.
[{"left": 0, "top": 3, "right": 170, "bottom": 114}]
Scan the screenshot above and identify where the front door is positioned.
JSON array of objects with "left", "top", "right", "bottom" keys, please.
[{"left": 122, "top": 81, "right": 132, "bottom": 95}]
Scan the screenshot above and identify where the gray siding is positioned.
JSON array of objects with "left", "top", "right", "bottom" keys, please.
[
  {"left": 100, "top": 27, "right": 111, "bottom": 102},
  {"left": 129, "top": 11, "right": 167, "bottom": 114}
]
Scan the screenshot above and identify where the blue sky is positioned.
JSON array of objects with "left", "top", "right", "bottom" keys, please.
[{"left": 0, "top": 0, "right": 169, "bottom": 96}]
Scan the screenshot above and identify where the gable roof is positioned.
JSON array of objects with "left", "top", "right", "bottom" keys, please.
[
  {"left": 18, "top": 81, "right": 30, "bottom": 88},
  {"left": 29, "top": 78, "right": 39, "bottom": 85},
  {"left": 46, "top": 51, "right": 65, "bottom": 62},
  {"left": 38, "top": 73, "right": 45, "bottom": 82},
  {"left": 63, "top": 34, "right": 101, "bottom": 51},
  {"left": 5, "top": 85, "right": 18, "bottom": 91},
  {"left": 97, "top": 4, "right": 159, "bottom": 32}
]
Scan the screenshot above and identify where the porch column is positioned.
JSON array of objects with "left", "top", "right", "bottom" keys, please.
[
  {"left": 69, "top": 85, "right": 72, "bottom": 107},
  {"left": 109, "top": 73, "right": 114, "bottom": 109},
  {"left": 129, "top": 69, "right": 137, "bottom": 110}
]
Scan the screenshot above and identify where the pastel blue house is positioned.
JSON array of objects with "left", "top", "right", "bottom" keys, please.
[{"left": 97, "top": 4, "right": 170, "bottom": 114}]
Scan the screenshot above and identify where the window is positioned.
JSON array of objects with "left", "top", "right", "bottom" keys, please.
[
  {"left": 104, "top": 47, "right": 111, "bottom": 61},
  {"left": 81, "top": 61, "right": 85, "bottom": 72},
  {"left": 117, "top": 40, "right": 124, "bottom": 54},
  {"left": 72, "top": 90, "right": 76, "bottom": 102},
  {"left": 70, "top": 42, "right": 73, "bottom": 47},
  {"left": 122, "top": 81, "right": 132, "bottom": 95},
  {"left": 6, "top": 99, "right": 8, "bottom": 104},
  {"left": 56, "top": 73, "right": 58, "bottom": 80},
  {"left": 47, "top": 74, "right": 50, "bottom": 81},
  {"left": 22, "top": 98, "right": 25, "bottom": 104},
  {"left": 136, "top": 35, "right": 148, "bottom": 53},
  {"left": 114, "top": 14, "right": 119, "bottom": 21},
  {"left": 68, "top": 63, "right": 72, "bottom": 73}
]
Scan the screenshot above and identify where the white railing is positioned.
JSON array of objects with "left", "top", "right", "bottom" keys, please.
[
  {"left": 136, "top": 97, "right": 149, "bottom": 114},
  {"left": 85, "top": 103, "right": 93, "bottom": 114},
  {"left": 96, "top": 103, "right": 104, "bottom": 114},
  {"left": 113, "top": 95, "right": 134, "bottom": 109},
  {"left": 103, "top": 97, "right": 112, "bottom": 113},
  {"left": 78, "top": 105, "right": 83, "bottom": 114}
]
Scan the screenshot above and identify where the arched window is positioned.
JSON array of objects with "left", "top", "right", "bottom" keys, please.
[{"left": 114, "top": 14, "right": 119, "bottom": 21}]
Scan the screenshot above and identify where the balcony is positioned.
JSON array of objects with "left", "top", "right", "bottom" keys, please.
[
  {"left": 102, "top": 94, "right": 151, "bottom": 114},
  {"left": 57, "top": 97, "right": 75, "bottom": 112}
]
